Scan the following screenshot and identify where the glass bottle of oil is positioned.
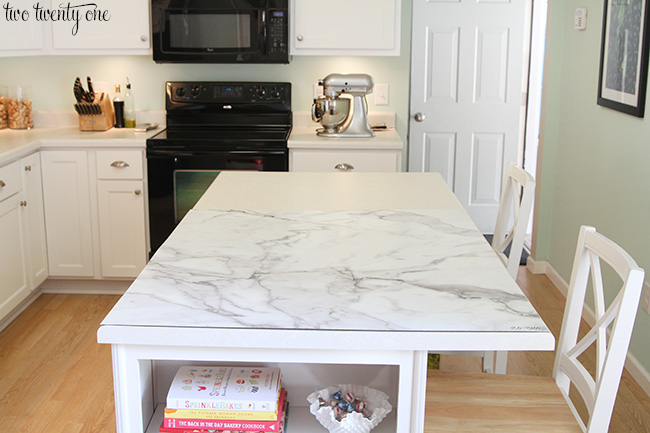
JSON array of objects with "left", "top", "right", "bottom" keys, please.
[{"left": 124, "top": 78, "right": 136, "bottom": 128}]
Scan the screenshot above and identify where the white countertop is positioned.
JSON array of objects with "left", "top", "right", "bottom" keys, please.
[
  {"left": 98, "top": 172, "right": 552, "bottom": 352},
  {"left": 288, "top": 111, "right": 403, "bottom": 150},
  {"left": 0, "top": 126, "right": 159, "bottom": 165}
]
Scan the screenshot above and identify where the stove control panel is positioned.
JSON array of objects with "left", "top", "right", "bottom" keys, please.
[{"left": 167, "top": 82, "right": 291, "bottom": 105}]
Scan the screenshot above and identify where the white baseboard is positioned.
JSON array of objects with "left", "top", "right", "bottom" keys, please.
[{"left": 530, "top": 259, "right": 650, "bottom": 398}]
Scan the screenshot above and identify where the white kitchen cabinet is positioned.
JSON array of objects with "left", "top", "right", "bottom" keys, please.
[
  {"left": 288, "top": 123, "right": 404, "bottom": 172},
  {"left": 41, "top": 151, "right": 95, "bottom": 277},
  {"left": 0, "top": 162, "right": 29, "bottom": 320},
  {"left": 96, "top": 150, "right": 147, "bottom": 278},
  {"left": 50, "top": 0, "right": 150, "bottom": 52},
  {"left": 0, "top": 0, "right": 150, "bottom": 56},
  {"left": 0, "top": 15, "right": 44, "bottom": 52},
  {"left": 290, "top": 149, "right": 401, "bottom": 172},
  {"left": 20, "top": 153, "right": 48, "bottom": 289},
  {"left": 41, "top": 149, "right": 148, "bottom": 280},
  {"left": 290, "top": 0, "right": 400, "bottom": 56}
]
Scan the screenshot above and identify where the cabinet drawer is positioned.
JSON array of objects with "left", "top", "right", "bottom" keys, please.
[
  {"left": 0, "top": 161, "right": 21, "bottom": 202},
  {"left": 290, "top": 150, "right": 400, "bottom": 172},
  {"left": 96, "top": 150, "right": 143, "bottom": 179}
]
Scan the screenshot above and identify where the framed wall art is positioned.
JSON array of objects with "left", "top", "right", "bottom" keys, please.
[{"left": 597, "top": 0, "right": 650, "bottom": 117}]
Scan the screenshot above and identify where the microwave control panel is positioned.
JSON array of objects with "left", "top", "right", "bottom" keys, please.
[{"left": 268, "top": 10, "right": 288, "bottom": 54}]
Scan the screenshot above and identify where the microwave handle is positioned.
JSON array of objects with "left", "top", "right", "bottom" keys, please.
[{"left": 260, "top": 10, "right": 267, "bottom": 55}]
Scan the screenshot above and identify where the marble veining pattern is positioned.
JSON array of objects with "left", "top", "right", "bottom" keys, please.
[{"left": 102, "top": 209, "right": 548, "bottom": 333}]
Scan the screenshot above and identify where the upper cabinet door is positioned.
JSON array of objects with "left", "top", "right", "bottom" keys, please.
[
  {"left": 0, "top": 15, "right": 44, "bottom": 52},
  {"left": 291, "top": 0, "right": 400, "bottom": 56},
  {"left": 50, "top": 0, "right": 150, "bottom": 51}
]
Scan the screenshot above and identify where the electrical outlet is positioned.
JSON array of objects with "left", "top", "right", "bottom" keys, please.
[
  {"left": 642, "top": 282, "right": 650, "bottom": 314},
  {"left": 374, "top": 84, "right": 389, "bottom": 105},
  {"left": 313, "top": 83, "right": 323, "bottom": 99}
]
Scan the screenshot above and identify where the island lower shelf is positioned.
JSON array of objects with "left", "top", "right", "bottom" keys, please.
[
  {"left": 106, "top": 342, "right": 425, "bottom": 433},
  {"left": 146, "top": 403, "right": 398, "bottom": 433}
]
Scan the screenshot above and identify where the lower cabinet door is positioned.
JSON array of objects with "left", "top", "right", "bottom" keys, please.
[
  {"left": 41, "top": 151, "right": 94, "bottom": 277},
  {"left": 0, "top": 194, "right": 30, "bottom": 319},
  {"left": 97, "top": 180, "right": 147, "bottom": 278},
  {"left": 21, "top": 153, "right": 48, "bottom": 288}
]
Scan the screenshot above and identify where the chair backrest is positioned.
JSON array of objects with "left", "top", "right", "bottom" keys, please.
[
  {"left": 492, "top": 162, "right": 535, "bottom": 279},
  {"left": 553, "top": 226, "right": 645, "bottom": 433}
]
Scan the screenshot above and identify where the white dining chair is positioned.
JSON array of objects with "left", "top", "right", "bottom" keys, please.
[
  {"left": 425, "top": 225, "right": 645, "bottom": 433},
  {"left": 492, "top": 162, "right": 536, "bottom": 279},
  {"left": 483, "top": 162, "right": 535, "bottom": 373},
  {"left": 438, "top": 163, "right": 535, "bottom": 374}
]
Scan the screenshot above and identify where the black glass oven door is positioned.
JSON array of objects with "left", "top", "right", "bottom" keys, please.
[{"left": 147, "top": 150, "right": 288, "bottom": 256}]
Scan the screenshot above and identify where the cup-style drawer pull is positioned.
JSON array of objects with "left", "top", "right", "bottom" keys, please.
[
  {"left": 334, "top": 163, "right": 354, "bottom": 171},
  {"left": 110, "top": 161, "right": 130, "bottom": 168},
  {"left": 0, "top": 180, "right": 5, "bottom": 188}
]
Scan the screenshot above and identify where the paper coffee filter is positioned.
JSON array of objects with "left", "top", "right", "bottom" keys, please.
[{"left": 307, "top": 384, "right": 392, "bottom": 433}]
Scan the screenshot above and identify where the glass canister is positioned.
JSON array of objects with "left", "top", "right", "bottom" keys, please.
[
  {"left": 0, "top": 86, "right": 7, "bottom": 130},
  {"left": 8, "top": 85, "right": 33, "bottom": 129}
]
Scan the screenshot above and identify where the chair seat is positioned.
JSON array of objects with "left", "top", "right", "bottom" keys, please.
[{"left": 425, "top": 370, "right": 582, "bottom": 432}]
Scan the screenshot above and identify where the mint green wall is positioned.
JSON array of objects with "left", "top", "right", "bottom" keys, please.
[
  {"left": 0, "top": 1, "right": 412, "bottom": 141},
  {"left": 536, "top": 1, "right": 650, "bottom": 370}
]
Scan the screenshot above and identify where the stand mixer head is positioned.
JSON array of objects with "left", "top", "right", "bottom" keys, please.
[{"left": 312, "top": 73, "right": 375, "bottom": 138}]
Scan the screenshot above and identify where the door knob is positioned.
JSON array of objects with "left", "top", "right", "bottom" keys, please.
[{"left": 414, "top": 112, "right": 426, "bottom": 122}]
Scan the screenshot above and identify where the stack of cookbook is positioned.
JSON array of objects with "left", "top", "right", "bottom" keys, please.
[{"left": 160, "top": 366, "right": 288, "bottom": 433}]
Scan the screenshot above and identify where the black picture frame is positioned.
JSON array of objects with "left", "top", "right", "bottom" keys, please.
[{"left": 597, "top": 0, "right": 650, "bottom": 117}]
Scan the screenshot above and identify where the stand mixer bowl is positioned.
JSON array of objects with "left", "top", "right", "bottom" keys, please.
[{"left": 312, "top": 97, "right": 350, "bottom": 133}]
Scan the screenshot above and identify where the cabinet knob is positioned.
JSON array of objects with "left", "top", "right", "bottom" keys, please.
[
  {"left": 20, "top": 200, "right": 27, "bottom": 207},
  {"left": 134, "top": 189, "right": 142, "bottom": 196},
  {"left": 141, "top": 35, "right": 148, "bottom": 42},
  {"left": 334, "top": 163, "right": 354, "bottom": 171},
  {"left": 0, "top": 180, "right": 5, "bottom": 188},
  {"left": 297, "top": 34, "right": 304, "bottom": 42},
  {"left": 110, "top": 161, "right": 130, "bottom": 168},
  {"left": 24, "top": 165, "right": 32, "bottom": 171}
]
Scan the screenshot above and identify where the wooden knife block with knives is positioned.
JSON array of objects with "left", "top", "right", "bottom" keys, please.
[{"left": 75, "top": 92, "right": 114, "bottom": 131}]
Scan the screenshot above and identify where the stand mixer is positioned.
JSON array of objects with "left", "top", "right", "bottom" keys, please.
[{"left": 312, "top": 73, "right": 375, "bottom": 138}]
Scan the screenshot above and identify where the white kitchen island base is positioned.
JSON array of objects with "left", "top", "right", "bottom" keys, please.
[
  {"left": 98, "top": 173, "right": 554, "bottom": 433},
  {"left": 106, "top": 342, "right": 428, "bottom": 433}
]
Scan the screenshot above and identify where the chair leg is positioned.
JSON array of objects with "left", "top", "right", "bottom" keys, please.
[
  {"left": 481, "top": 351, "right": 508, "bottom": 374},
  {"left": 494, "top": 351, "right": 508, "bottom": 374},
  {"left": 482, "top": 351, "right": 495, "bottom": 373}
]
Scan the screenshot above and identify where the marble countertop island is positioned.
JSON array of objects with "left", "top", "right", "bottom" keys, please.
[
  {"left": 99, "top": 172, "right": 551, "bottom": 351},
  {"left": 97, "top": 172, "right": 553, "bottom": 433}
]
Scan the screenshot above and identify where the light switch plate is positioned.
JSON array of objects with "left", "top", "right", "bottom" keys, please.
[
  {"left": 374, "top": 84, "right": 389, "bottom": 105},
  {"left": 575, "top": 8, "right": 587, "bottom": 30}
]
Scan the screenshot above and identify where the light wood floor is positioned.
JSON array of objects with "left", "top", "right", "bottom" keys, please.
[{"left": 1, "top": 268, "right": 649, "bottom": 432}]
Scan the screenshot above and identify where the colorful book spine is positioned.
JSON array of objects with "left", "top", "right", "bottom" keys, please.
[{"left": 163, "top": 390, "right": 287, "bottom": 430}]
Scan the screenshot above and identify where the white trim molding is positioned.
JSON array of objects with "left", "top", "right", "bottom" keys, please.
[{"left": 527, "top": 258, "right": 650, "bottom": 398}]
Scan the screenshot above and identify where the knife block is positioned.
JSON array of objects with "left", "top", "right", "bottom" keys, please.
[{"left": 76, "top": 92, "right": 115, "bottom": 131}]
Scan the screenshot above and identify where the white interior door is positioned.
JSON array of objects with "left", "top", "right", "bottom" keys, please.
[{"left": 408, "top": 0, "right": 532, "bottom": 233}]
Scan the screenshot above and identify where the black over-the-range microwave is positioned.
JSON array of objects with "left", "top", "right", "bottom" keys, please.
[{"left": 151, "top": 0, "right": 289, "bottom": 64}]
